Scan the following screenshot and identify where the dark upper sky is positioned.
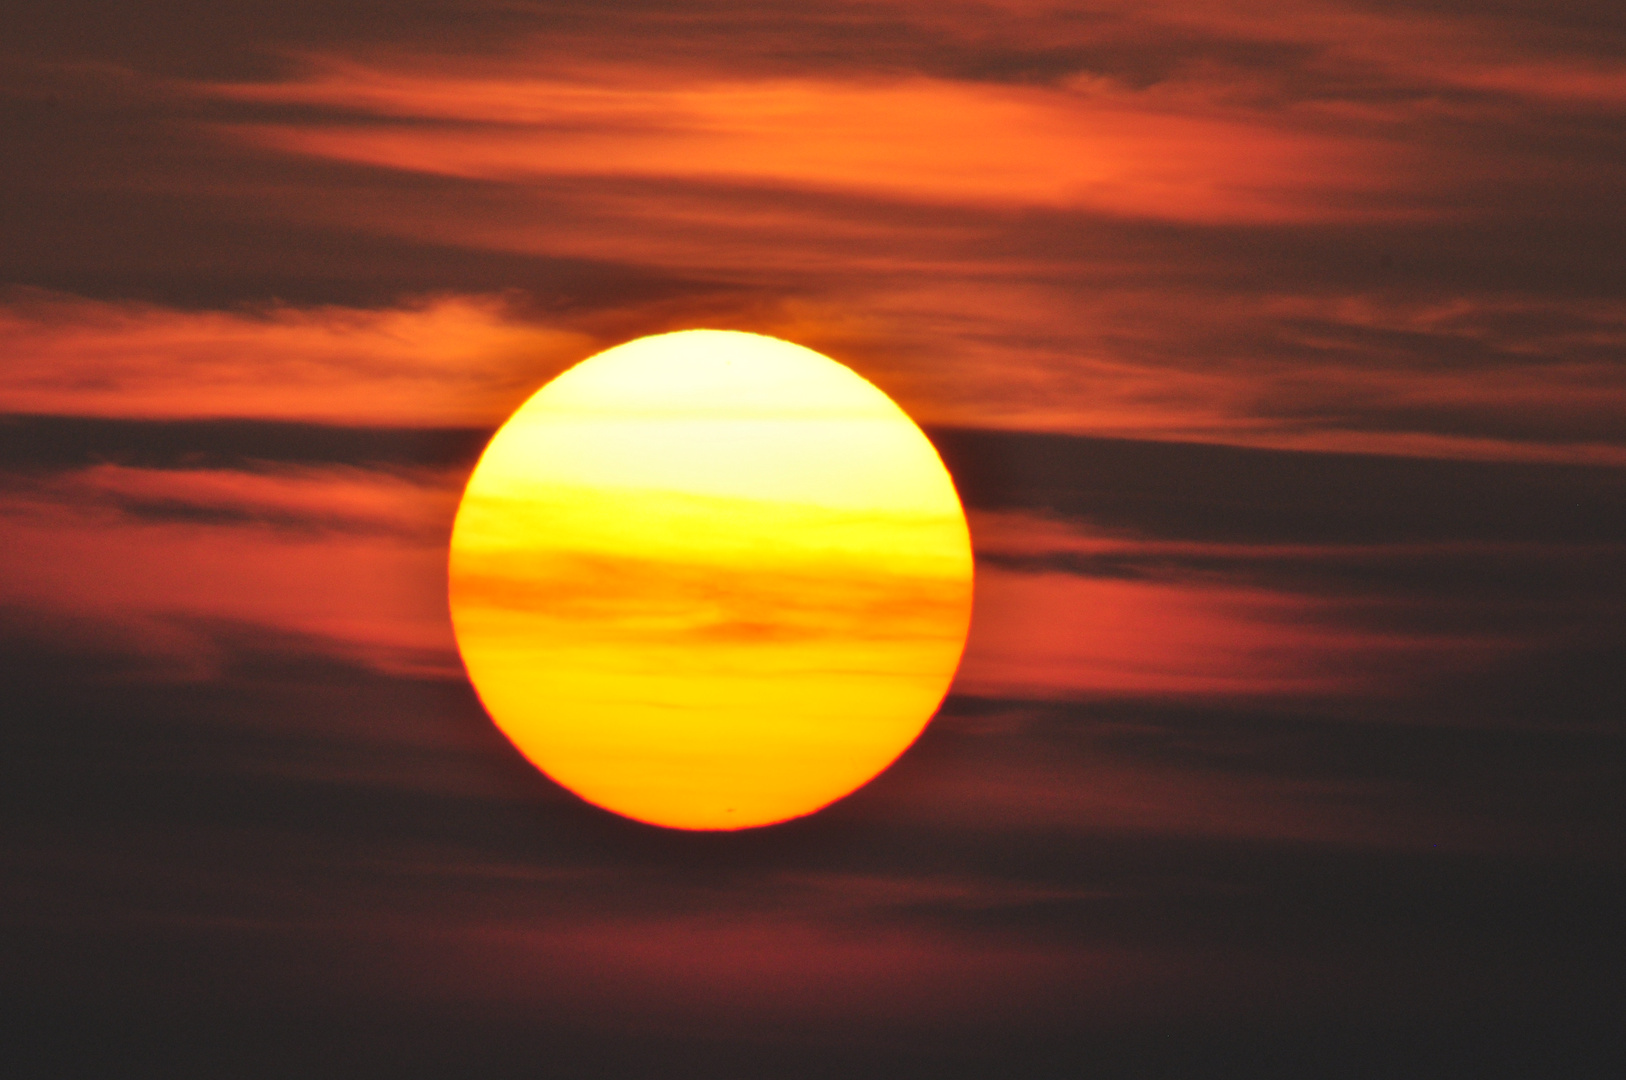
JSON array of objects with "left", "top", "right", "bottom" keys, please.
[{"left": 3, "top": 2, "right": 1624, "bottom": 1077}]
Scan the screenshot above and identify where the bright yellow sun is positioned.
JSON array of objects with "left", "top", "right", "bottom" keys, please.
[{"left": 447, "top": 330, "right": 974, "bottom": 830}]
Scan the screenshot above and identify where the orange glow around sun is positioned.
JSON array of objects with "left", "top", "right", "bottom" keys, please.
[{"left": 447, "top": 330, "right": 974, "bottom": 830}]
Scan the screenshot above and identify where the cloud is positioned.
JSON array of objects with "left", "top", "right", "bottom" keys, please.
[
  {"left": 934, "top": 428, "right": 1626, "bottom": 543},
  {"left": 0, "top": 413, "right": 490, "bottom": 472},
  {"left": 4, "top": 578, "right": 1621, "bottom": 1077},
  {"left": 0, "top": 464, "right": 461, "bottom": 680},
  {"left": 0, "top": 291, "right": 591, "bottom": 425},
  {"left": 4, "top": 417, "right": 1618, "bottom": 705},
  {"left": 8, "top": 284, "right": 1626, "bottom": 468},
  {"left": 201, "top": 56, "right": 1408, "bottom": 224},
  {"left": 5, "top": 3, "right": 1625, "bottom": 1073},
  {"left": 945, "top": 435, "right": 1625, "bottom": 704},
  {"left": 7, "top": 4, "right": 1625, "bottom": 467},
  {"left": 9, "top": 461, "right": 463, "bottom": 541}
]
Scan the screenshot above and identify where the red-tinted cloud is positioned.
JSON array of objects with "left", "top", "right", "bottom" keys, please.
[
  {"left": 0, "top": 291, "right": 589, "bottom": 425},
  {"left": 204, "top": 57, "right": 1410, "bottom": 224}
]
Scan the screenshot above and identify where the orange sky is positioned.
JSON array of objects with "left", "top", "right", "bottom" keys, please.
[
  {"left": 3, "top": 0, "right": 1625, "bottom": 1073},
  {"left": 4, "top": 0, "right": 1621, "bottom": 841}
]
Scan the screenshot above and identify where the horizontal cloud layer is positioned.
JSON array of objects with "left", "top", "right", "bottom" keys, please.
[{"left": 4, "top": 0, "right": 1624, "bottom": 1073}]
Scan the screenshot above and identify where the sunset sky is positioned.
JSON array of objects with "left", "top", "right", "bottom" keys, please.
[{"left": 4, "top": 1, "right": 1624, "bottom": 1076}]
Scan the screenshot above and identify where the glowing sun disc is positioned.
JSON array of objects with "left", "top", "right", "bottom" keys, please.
[{"left": 448, "top": 330, "right": 973, "bottom": 830}]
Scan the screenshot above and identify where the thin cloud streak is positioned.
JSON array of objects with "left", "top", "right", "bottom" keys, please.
[
  {"left": 0, "top": 291, "right": 589, "bottom": 425},
  {"left": 203, "top": 57, "right": 1408, "bottom": 223},
  {"left": 0, "top": 468, "right": 459, "bottom": 680},
  {"left": 7, "top": 289, "right": 1626, "bottom": 465}
]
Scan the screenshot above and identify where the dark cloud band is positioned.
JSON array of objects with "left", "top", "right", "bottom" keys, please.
[{"left": 8, "top": 415, "right": 1624, "bottom": 547}]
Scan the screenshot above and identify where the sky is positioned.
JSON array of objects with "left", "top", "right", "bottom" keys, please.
[{"left": 3, "top": 1, "right": 1624, "bottom": 1076}]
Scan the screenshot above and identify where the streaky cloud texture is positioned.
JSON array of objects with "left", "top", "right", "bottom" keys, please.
[{"left": 3, "top": 0, "right": 1624, "bottom": 1075}]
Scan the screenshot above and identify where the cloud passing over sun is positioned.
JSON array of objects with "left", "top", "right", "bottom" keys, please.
[{"left": 3, "top": 0, "right": 1625, "bottom": 1075}]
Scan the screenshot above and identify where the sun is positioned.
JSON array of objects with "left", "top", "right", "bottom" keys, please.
[{"left": 447, "top": 330, "right": 974, "bottom": 830}]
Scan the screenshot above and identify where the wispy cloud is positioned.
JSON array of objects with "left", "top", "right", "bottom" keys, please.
[
  {"left": 0, "top": 464, "right": 461, "bottom": 680},
  {"left": 202, "top": 56, "right": 1408, "bottom": 224},
  {"left": 5, "top": 2, "right": 1624, "bottom": 1068},
  {"left": 7, "top": 285, "right": 1625, "bottom": 465},
  {"left": 0, "top": 291, "right": 589, "bottom": 425}
]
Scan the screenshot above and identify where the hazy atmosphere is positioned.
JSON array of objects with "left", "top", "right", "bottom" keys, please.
[{"left": 4, "top": 1, "right": 1624, "bottom": 1076}]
